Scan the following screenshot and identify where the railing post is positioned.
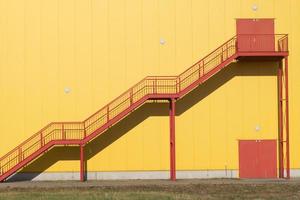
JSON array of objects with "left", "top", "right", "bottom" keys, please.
[
  {"left": 130, "top": 89, "right": 133, "bottom": 105},
  {"left": 62, "top": 124, "right": 65, "bottom": 140},
  {"left": 18, "top": 147, "right": 22, "bottom": 163},
  {"left": 154, "top": 79, "right": 157, "bottom": 94},
  {"left": 106, "top": 106, "right": 109, "bottom": 123},
  {"left": 40, "top": 132, "right": 43, "bottom": 147},
  {"left": 226, "top": 43, "right": 228, "bottom": 59},
  {"left": 221, "top": 47, "right": 224, "bottom": 62},
  {"left": 178, "top": 77, "right": 181, "bottom": 93},
  {"left": 202, "top": 60, "right": 205, "bottom": 76},
  {"left": 286, "top": 37, "right": 288, "bottom": 52},
  {"left": 198, "top": 63, "right": 201, "bottom": 79},
  {"left": 83, "top": 123, "right": 86, "bottom": 138},
  {"left": 152, "top": 80, "right": 154, "bottom": 94}
]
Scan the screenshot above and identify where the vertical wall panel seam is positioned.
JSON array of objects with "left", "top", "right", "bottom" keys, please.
[
  {"left": 174, "top": 0, "right": 177, "bottom": 72},
  {"left": 124, "top": 0, "right": 129, "bottom": 171},
  {"left": 90, "top": 0, "right": 94, "bottom": 112},
  {"left": 23, "top": 0, "right": 26, "bottom": 139},
  {"left": 57, "top": 0, "right": 61, "bottom": 120},
  {"left": 156, "top": 0, "right": 159, "bottom": 75},
  {"left": 74, "top": 0, "right": 78, "bottom": 119},
  {"left": 39, "top": 0, "right": 43, "bottom": 127},
  {"left": 223, "top": 0, "right": 229, "bottom": 169},
  {"left": 190, "top": 0, "right": 197, "bottom": 170},
  {"left": 140, "top": 0, "right": 145, "bottom": 170},
  {"left": 207, "top": 0, "right": 212, "bottom": 171},
  {"left": 107, "top": 0, "right": 111, "bottom": 103},
  {"left": 156, "top": 0, "right": 162, "bottom": 168}
]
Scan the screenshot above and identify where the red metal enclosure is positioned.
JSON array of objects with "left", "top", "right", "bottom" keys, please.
[
  {"left": 237, "top": 19, "right": 275, "bottom": 52},
  {"left": 239, "top": 140, "right": 277, "bottom": 178}
]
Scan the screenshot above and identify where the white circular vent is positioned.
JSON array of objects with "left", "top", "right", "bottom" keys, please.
[
  {"left": 255, "top": 125, "right": 261, "bottom": 132},
  {"left": 252, "top": 4, "right": 258, "bottom": 11},
  {"left": 160, "top": 38, "right": 166, "bottom": 45},
  {"left": 64, "top": 87, "right": 71, "bottom": 94}
]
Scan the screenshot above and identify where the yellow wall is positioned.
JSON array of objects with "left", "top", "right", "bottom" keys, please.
[{"left": 0, "top": 0, "right": 299, "bottom": 173}]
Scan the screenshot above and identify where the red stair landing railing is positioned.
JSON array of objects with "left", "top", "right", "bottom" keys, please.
[{"left": 0, "top": 34, "right": 288, "bottom": 182}]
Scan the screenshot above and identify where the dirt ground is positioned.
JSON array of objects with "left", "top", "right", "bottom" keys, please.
[{"left": 1, "top": 178, "right": 300, "bottom": 199}]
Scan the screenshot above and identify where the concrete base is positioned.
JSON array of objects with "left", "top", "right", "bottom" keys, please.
[
  {"left": 8, "top": 170, "right": 238, "bottom": 181},
  {"left": 289, "top": 169, "right": 300, "bottom": 177},
  {"left": 8, "top": 169, "right": 300, "bottom": 181}
]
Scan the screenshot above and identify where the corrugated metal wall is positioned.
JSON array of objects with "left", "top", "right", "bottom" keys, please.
[{"left": 0, "top": 0, "right": 299, "bottom": 172}]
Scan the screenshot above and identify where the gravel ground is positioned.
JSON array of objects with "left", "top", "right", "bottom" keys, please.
[
  {"left": 0, "top": 178, "right": 295, "bottom": 189},
  {"left": 1, "top": 178, "right": 300, "bottom": 200}
]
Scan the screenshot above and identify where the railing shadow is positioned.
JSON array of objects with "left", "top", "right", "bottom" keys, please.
[{"left": 7, "top": 61, "right": 278, "bottom": 181}]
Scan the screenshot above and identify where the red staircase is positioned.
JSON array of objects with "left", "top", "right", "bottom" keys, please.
[{"left": 0, "top": 34, "right": 289, "bottom": 182}]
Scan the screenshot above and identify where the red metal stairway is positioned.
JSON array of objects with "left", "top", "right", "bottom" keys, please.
[{"left": 0, "top": 34, "right": 289, "bottom": 182}]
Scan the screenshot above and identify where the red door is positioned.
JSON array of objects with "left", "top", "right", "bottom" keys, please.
[
  {"left": 239, "top": 140, "right": 277, "bottom": 178},
  {"left": 236, "top": 19, "right": 275, "bottom": 52}
]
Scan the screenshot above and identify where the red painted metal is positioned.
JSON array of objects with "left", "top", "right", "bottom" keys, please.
[
  {"left": 237, "top": 19, "right": 275, "bottom": 52},
  {"left": 236, "top": 34, "right": 288, "bottom": 53},
  {"left": 237, "top": 34, "right": 275, "bottom": 52},
  {"left": 40, "top": 132, "right": 43, "bottom": 147},
  {"left": 80, "top": 145, "right": 84, "bottom": 182},
  {"left": 278, "top": 35, "right": 288, "bottom": 52},
  {"left": 83, "top": 123, "right": 87, "bottom": 138},
  {"left": 276, "top": 55, "right": 290, "bottom": 179},
  {"left": 239, "top": 140, "right": 259, "bottom": 178},
  {"left": 237, "top": 51, "right": 288, "bottom": 57},
  {"left": 258, "top": 140, "right": 278, "bottom": 178},
  {"left": 237, "top": 19, "right": 275, "bottom": 35},
  {"left": 0, "top": 33, "right": 289, "bottom": 182},
  {"left": 239, "top": 140, "right": 277, "bottom": 178},
  {"left": 18, "top": 148, "right": 22, "bottom": 163},
  {"left": 169, "top": 98, "right": 176, "bottom": 181},
  {"left": 62, "top": 124, "right": 65, "bottom": 140},
  {"left": 278, "top": 61, "right": 284, "bottom": 178},
  {"left": 284, "top": 57, "right": 290, "bottom": 179}
]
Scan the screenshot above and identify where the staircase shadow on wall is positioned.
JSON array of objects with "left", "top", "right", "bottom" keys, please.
[{"left": 7, "top": 61, "right": 278, "bottom": 181}]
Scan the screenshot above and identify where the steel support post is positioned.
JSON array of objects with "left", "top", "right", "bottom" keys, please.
[
  {"left": 278, "top": 60, "right": 284, "bottom": 178},
  {"left": 284, "top": 57, "right": 290, "bottom": 179},
  {"left": 169, "top": 98, "right": 176, "bottom": 181},
  {"left": 80, "top": 145, "right": 85, "bottom": 182}
]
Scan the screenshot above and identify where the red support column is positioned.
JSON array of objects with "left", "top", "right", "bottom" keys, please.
[
  {"left": 278, "top": 60, "right": 284, "bottom": 178},
  {"left": 284, "top": 57, "right": 290, "bottom": 179},
  {"left": 80, "top": 145, "right": 85, "bottom": 182},
  {"left": 169, "top": 98, "right": 176, "bottom": 181}
]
